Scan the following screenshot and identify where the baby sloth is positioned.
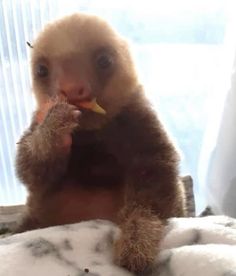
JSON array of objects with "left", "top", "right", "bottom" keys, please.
[{"left": 16, "top": 13, "right": 185, "bottom": 273}]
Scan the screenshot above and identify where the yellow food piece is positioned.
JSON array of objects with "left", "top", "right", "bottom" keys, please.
[{"left": 79, "top": 98, "right": 106, "bottom": 114}]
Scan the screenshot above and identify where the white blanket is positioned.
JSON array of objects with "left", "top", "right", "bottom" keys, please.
[{"left": 0, "top": 216, "right": 236, "bottom": 276}]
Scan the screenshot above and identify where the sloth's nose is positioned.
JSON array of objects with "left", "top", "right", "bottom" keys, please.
[{"left": 60, "top": 80, "right": 92, "bottom": 103}]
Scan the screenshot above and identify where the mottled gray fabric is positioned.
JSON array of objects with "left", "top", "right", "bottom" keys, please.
[{"left": 0, "top": 216, "right": 236, "bottom": 276}]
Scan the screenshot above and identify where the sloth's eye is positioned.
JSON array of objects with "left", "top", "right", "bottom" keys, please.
[
  {"left": 36, "top": 64, "right": 49, "bottom": 78},
  {"left": 96, "top": 53, "right": 113, "bottom": 69}
]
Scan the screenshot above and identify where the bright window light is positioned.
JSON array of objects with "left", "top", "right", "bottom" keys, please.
[{"left": 0, "top": 0, "right": 236, "bottom": 213}]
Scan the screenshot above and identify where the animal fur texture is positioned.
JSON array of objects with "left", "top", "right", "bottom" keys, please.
[{"left": 15, "top": 13, "right": 185, "bottom": 273}]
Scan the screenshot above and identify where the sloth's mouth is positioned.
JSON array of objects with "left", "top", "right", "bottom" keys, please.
[
  {"left": 58, "top": 91, "right": 106, "bottom": 115},
  {"left": 76, "top": 98, "right": 106, "bottom": 115}
]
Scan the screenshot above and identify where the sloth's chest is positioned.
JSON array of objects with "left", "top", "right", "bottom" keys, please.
[
  {"left": 44, "top": 143, "right": 125, "bottom": 225},
  {"left": 41, "top": 138, "right": 126, "bottom": 226},
  {"left": 44, "top": 183, "right": 124, "bottom": 225},
  {"left": 66, "top": 142, "right": 125, "bottom": 188}
]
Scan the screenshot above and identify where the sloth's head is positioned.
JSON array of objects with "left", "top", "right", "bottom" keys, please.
[{"left": 31, "top": 13, "right": 139, "bottom": 129}]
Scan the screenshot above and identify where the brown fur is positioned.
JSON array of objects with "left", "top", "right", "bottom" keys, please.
[{"left": 15, "top": 13, "right": 185, "bottom": 273}]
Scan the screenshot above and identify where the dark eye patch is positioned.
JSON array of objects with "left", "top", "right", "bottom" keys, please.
[
  {"left": 92, "top": 47, "right": 116, "bottom": 90},
  {"left": 33, "top": 56, "right": 50, "bottom": 80},
  {"left": 94, "top": 47, "right": 115, "bottom": 70},
  {"left": 36, "top": 64, "right": 49, "bottom": 78},
  {"left": 96, "top": 53, "right": 113, "bottom": 69}
]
